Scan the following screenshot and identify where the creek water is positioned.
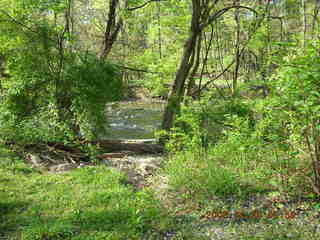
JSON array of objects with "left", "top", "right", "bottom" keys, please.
[{"left": 104, "top": 101, "right": 165, "bottom": 139}]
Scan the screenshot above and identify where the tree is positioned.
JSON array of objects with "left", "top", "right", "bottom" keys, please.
[
  {"left": 161, "top": 0, "right": 260, "bottom": 133},
  {"left": 0, "top": 0, "right": 122, "bottom": 142},
  {"left": 100, "top": 0, "right": 125, "bottom": 60}
]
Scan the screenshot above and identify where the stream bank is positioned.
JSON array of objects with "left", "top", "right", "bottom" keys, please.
[
  {"left": 16, "top": 99, "right": 167, "bottom": 188},
  {"left": 5, "top": 98, "right": 320, "bottom": 240}
]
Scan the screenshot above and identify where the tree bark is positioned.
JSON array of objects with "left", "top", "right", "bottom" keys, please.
[
  {"left": 301, "top": 0, "right": 307, "bottom": 49},
  {"left": 94, "top": 139, "right": 163, "bottom": 153},
  {"left": 161, "top": 1, "right": 260, "bottom": 134},
  {"left": 161, "top": 0, "right": 201, "bottom": 132},
  {"left": 100, "top": 0, "right": 124, "bottom": 60},
  {"left": 232, "top": 0, "right": 241, "bottom": 97},
  {"left": 312, "top": 0, "right": 320, "bottom": 36},
  {"left": 186, "top": 33, "right": 202, "bottom": 98}
]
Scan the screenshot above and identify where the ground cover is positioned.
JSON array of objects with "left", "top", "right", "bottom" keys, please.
[
  {"left": 0, "top": 148, "right": 171, "bottom": 240},
  {"left": 1, "top": 144, "right": 320, "bottom": 240}
]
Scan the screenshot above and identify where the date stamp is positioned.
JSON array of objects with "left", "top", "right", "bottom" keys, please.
[{"left": 201, "top": 208, "right": 299, "bottom": 220}]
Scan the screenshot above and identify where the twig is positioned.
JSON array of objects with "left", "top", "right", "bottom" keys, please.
[{"left": 127, "top": 0, "right": 167, "bottom": 11}]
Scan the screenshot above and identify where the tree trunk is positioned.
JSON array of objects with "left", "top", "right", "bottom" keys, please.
[
  {"left": 100, "top": 0, "right": 124, "bottom": 60},
  {"left": 161, "top": 1, "right": 259, "bottom": 133},
  {"left": 312, "top": 0, "right": 320, "bottom": 36},
  {"left": 186, "top": 33, "right": 202, "bottom": 98},
  {"left": 161, "top": 32, "right": 199, "bottom": 131},
  {"left": 301, "top": 0, "right": 307, "bottom": 49},
  {"left": 94, "top": 139, "right": 163, "bottom": 153},
  {"left": 232, "top": 0, "right": 241, "bottom": 97},
  {"left": 161, "top": 0, "right": 202, "bottom": 132}
]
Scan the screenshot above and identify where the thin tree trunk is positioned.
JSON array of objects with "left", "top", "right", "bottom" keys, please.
[
  {"left": 186, "top": 33, "right": 202, "bottom": 98},
  {"left": 100, "top": 0, "right": 123, "bottom": 60},
  {"left": 161, "top": 32, "right": 199, "bottom": 132},
  {"left": 232, "top": 0, "right": 241, "bottom": 96},
  {"left": 157, "top": 0, "right": 162, "bottom": 59},
  {"left": 161, "top": 0, "right": 202, "bottom": 132},
  {"left": 312, "top": 0, "right": 320, "bottom": 36},
  {"left": 301, "top": 0, "right": 307, "bottom": 48}
]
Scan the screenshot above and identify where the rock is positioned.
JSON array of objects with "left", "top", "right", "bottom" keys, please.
[
  {"left": 97, "top": 152, "right": 127, "bottom": 159},
  {"left": 101, "top": 159, "right": 113, "bottom": 166},
  {"left": 27, "top": 154, "right": 44, "bottom": 167},
  {"left": 135, "top": 162, "right": 157, "bottom": 175},
  {"left": 100, "top": 153, "right": 164, "bottom": 188},
  {"left": 49, "top": 163, "right": 78, "bottom": 172}
]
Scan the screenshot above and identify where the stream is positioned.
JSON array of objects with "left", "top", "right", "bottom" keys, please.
[
  {"left": 104, "top": 101, "right": 165, "bottom": 140},
  {"left": 99, "top": 101, "right": 167, "bottom": 189}
]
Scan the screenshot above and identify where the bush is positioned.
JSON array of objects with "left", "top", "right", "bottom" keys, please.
[
  {"left": 66, "top": 53, "right": 123, "bottom": 139},
  {"left": 163, "top": 96, "right": 255, "bottom": 152},
  {"left": 163, "top": 96, "right": 267, "bottom": 199},
  {"left": 0, "top": 12, "right": 123, "bottom": 143},
  {"left": 268, "top": 41, "right": 320, "bottom": 194}
]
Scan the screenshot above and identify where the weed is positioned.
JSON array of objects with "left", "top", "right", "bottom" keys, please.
[{"left": 0, "top": 154, "right": 171, "bottom": 240}]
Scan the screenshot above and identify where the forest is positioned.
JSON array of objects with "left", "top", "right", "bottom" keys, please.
[{"left": 1, "top": 0, "right": 320, "bottom": 239}]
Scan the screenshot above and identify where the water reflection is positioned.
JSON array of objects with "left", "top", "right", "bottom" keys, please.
[{"left": 104, "top": 102, "right": 165, "bottom": 139}]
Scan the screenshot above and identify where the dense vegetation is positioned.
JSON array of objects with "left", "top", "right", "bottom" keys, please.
[{"left": 1, "top": 0, "right": 320, "bottom": 239}]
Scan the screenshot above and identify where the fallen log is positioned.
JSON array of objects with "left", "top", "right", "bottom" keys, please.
[
  {"left": 92, "top": 139, "right": 164, "bottom": 154},
  {"left": 5, "top": 138, "right": 164, "bottom": 155},
  {"left": 5, "top": 138, "right": 164, "bottom": 173}
]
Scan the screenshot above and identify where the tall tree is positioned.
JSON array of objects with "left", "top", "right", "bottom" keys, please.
[
  {"left": 100, "top": 0, "right": 125, "bottom": 60},
  {"left": 161, "top": 0, "right": 259, "bottom": 133},
  {"left": 161, "top": 0, "right": 202, "bottom": 132}
]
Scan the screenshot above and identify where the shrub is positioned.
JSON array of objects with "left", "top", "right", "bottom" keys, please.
[
  {"left": 0, "top": 9, "right": 123, "bottom": 142},
  {"left": 263, "top": 41, "right": 320, "bottom": 195}
]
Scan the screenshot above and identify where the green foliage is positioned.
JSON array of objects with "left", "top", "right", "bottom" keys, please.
[
  {"left": 162, "top": 96, "right": 271, "bottom": 199},
  {"left": 0, "top": 159, "right": 171, "bottom": 240},
  {"left": 164, "top": 102, "right": 208, "bottom": 152},
  {"left": 0, "top": 2, "right": 123, "bottom": 143},
  {"left": 66, "top": 53, "right": 123, "bottom": 139},
  {"left": 162, "top": 80, "right": 320, "bottom": 199},
  {"left": 163, "top": 96, "right": 255, "bottom": 152},
  {"left": 262, "top": 41, "right": 320, "bottom": 193},
  {"left": 163, "top": 109, "right": 275, "bottom": 200},
  {"left": 164, "top": 151, "right": 240, "bottom": 198},
  {"left": 141, "top": 52, "right": 177, "bottom": 98}
]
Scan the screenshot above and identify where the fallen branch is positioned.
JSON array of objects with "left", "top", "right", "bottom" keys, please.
[{"left": 91, "top": 139, "right": 164, "bottom": 154}]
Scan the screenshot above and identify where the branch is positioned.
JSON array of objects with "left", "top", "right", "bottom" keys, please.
[
  {"left": 115, "top": 64, "right": 161, "bottom": 74},
  {"left": 0, "top": 10, "right": 38, "bottom": 34},
  {"left": 199, "top": 60, "right": 235, "bottom": 92},
  {"left": 127, "top": 0, "right": 166, "bottom": 11},
  {"left": 198, "top": 3, "right": 269, "bottom": 92},
  {"left": 0, "top": 9, "right": 58, "bottom": 43},
  {"left": 200, "top": 5, "right": 258, "bottom": 31}
]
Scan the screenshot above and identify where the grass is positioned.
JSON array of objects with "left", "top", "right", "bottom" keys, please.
[
  {"left": 1, "top": 142, "right": 320, "bottom": 240},
  {"left": 0, "top": 148, "right": 172, "bottom": 240},
  {"left": 158, "top": 134, "right": 320, "bottom": 240}
]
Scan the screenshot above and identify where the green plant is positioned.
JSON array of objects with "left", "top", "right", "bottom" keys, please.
[
  {"left": 0, "top": 161, "right": 172, "bottom": 240},
  {"left": 164, "top": 150, "right": 240, "bottom": 199},
  {"left": 66, "top": 53, "right": 122, "bottom": 139},
  {"left": 264, "top": 41, "right": 320, "bottom": 195},
  {"left": 0, "top": 5, "right": 123, "bottom": 143},
  {"left": 162, "top": 95, "right": 266, "bottom": 198}
]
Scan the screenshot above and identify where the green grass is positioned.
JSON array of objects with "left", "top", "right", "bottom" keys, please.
[
  {"left": 163, "top": 147, "right": 272, "bottom": 202},
  {"left": 0, "top": 149, "right": 171, "bottom": 240},
  {"left": 1, "top": 143, "right": 320, "bottom": 240},
  {"left": 159, "top": 134, "right": 320, "bottom": 239}
]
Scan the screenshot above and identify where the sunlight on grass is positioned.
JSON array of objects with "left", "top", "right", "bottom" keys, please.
[{"left": 0, "top": 154, "right": 171, "bottom": 240}]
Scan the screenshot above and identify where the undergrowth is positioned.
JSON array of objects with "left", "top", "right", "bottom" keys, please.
[
  {"left": 162, "top": 92, "right": 319, "bottom": 205},
  {"left": 0, "top": 148, "right": 172, "bottom": 240}
]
